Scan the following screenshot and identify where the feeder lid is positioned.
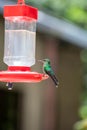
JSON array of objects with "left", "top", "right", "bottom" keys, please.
[{"left": 4, "top": 4, "right": 38, "bottom": 20}]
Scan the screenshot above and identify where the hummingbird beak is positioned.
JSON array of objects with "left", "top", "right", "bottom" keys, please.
[{"left": 38, "top": 60, "right": 44, "bottom": 63}]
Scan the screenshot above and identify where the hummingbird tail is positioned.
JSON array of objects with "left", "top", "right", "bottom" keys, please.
[
  {"left": 56, "top": 85, "right": 58, "bottom": 88},
  {"left": 50, "top": 74, "right": 59, "bottom": 87},
  {"left": 45, "top": 70, "right": 59, "bottom": 88}
]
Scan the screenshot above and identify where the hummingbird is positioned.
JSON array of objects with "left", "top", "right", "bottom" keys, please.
[{"left": 38, "top": 59, "right": 59, "bottom": 87}]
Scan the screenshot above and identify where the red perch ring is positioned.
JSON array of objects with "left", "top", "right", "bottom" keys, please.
[{"left": 0, "top": 66, "right": 49, "bottom": 83}]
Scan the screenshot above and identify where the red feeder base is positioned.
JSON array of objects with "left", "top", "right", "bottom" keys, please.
[{"left": 0, "top": 66, "right": 49, "bottom": 83}]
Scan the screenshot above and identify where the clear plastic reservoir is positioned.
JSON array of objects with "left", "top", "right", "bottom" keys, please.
[{"left": 4, "top": 17, "right": 36, "bottom": 66}]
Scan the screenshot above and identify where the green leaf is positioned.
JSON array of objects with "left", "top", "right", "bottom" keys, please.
[
  {"left": 79, "top": 106, "right": 87, "bottom": 119},
  {"left": 74, "top": 119, "right": 87, "bottom": 130}
]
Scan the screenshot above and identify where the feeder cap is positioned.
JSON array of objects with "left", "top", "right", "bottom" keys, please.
[{"left": 4, "top": 4, "right": 38, "bottom": 20}]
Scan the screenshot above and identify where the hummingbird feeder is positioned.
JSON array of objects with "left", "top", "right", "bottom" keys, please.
[{"left": 0, "top": 0, "right": 48, "bottom": 89}]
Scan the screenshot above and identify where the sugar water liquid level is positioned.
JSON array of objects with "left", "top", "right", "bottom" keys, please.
[{"left": 4, "top": 30, "right": 36, "bottom": 66}]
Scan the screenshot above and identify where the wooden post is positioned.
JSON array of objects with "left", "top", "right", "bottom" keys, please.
[{"left": 43, "top": 37, "right": 59, "bottom": 130}]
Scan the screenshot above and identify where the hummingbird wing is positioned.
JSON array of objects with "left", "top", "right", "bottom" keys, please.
[{"left": 45, "top": 66, "right": 59, "bottom": 87}]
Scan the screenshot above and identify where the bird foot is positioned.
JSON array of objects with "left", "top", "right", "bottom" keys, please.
[{"left": 42, "top": 74, "right": 49, "bottom": 80}]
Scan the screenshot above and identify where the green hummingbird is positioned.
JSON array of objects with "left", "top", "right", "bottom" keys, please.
[{"left": 39, "top": 59, "right": 59, "bottom": 87}]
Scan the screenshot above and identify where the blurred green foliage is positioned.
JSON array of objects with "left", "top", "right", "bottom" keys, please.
[
  {"left": 79, "top": 106, "right": 87, "bottom": 119},
  {"left": 74, "top": 119, "right": 87, "bottom": 130},
  {"left": 25, "top": 0, "right": 87, "bottom": 29}
]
